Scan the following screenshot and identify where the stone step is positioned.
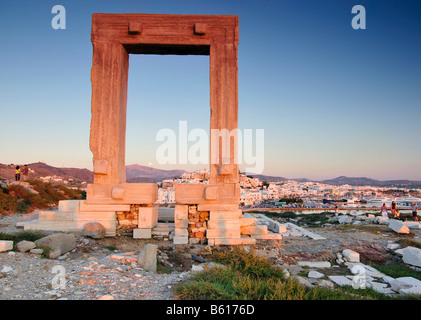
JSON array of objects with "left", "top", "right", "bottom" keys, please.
[
  {"left": 58, "top": 200, "right": 82, "bottom": 212},
  {"left": 38, "top": 211, "right": 75, "bottom": 221},
  {"left": 208, "top": 237, "right": 256, "bottom": 246},
  {"left": 240, "top": 225, "right": 268, "bottom": 236},
  {"left": 252, "top": 233, "right": 283, "bottom": 240},
  {"left": 79, "top": 201, "right": 130, "bottom": 212}
]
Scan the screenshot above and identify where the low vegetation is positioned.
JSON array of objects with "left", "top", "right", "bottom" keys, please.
[
  {"left": 373, "top": 263, "right": 421, "bottom": 281},
  {"left": 0, "top": 179, "right": 85, "bottom": 214},
  {"left": 173, "top": 247, "right": 418, "bottom": 300}
]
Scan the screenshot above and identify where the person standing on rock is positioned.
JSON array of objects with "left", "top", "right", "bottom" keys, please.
[
  {"left": 22, "top": 164, "right": 29, "bottom": 181},
  {"left": 335, "top": 205, "right": 339, "bottom": 217},
  {"left": 381, "top": 203, "right": 388, "bottom": 218},
  {"left": 411, "top": 202, "right": 418, "bottom": 221},
  {"left": 391, "top": 201, "right": 397, "bottom": 217},
  {"left": 15, "top": 166, "right": 21, "bottom": 182}
]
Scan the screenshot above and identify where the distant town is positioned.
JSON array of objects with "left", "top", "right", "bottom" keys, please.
[
  {"left": 156, "top": 169, "right": 421, "bottom": 210},
  {"left": 2, "top": 162, "right": 421, "bottom": 210}
]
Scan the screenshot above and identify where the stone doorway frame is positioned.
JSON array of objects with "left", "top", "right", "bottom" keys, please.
[{"left": 88, "top": 13, "right": 241, "bottom": 208}]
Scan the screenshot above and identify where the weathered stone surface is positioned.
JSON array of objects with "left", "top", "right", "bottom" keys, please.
[
  {"left": 30, "top": 248, "right": 43, "bottom": 255},
  {"left": 48, "top": 249, "right": 62, "bottom": 260},
  {"left": 173, "top": 236, "right": 189, "bottom": 245},
  {"left": 133, "top": 228, "right": 152, "bottom": 239},
  {"left": 388, "top": 219, "right": 410, "bottom": 234},
  {"left": 34, "top": 233, "right": 76, "bottom": 255},
  {"left": 342, "top": 249, "right": 360, "bottom": 263},
  {"left": 401, "top": 246, "right": 421, "bottom": 268},
  {"left": 82, "top": 222, "right": 106, "bottom": 239},
  {"left": 308, "top": 270, "right": 324, "bottom": 279},
  {"left": 338, "top": 216, "right": 353, "bottom": 224},
  {"left": 387, "top": 243, "right": 400, "bottom": 251},
  {"left": 297, "top": 261, "right": 331, "bottom": 268},
  {"left": 0, "top": 240, "right": 13, "bottom": 252},
  {"left": 16, "top": 240, "right": 36, "bottom": 253},
  {"left": 138, "top": 244, "right": 158, "bottom": 273},
  {"left": 328, "top": 275, "right": 353, "bottom": 286}
]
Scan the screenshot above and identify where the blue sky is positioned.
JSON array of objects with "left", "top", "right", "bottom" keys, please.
[{"left": 0, "top": 0, "right": 420, "bottom": 180}]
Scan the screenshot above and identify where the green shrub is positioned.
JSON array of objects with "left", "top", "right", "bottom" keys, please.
[{"left": 174, "top": 247, "right": 420, "bottom": 300}]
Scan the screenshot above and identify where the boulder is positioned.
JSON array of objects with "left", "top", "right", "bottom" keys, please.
[
  {"left": 386, "top": 243, "right": 400, "bottom": 251},
  {"left": 16, "top": 240, "right": 36, "bottom": 253},
  {"left": 338, "top": 216, "right": 353, "bottom": 224},
  {"left": 388, "top": 220, "right": 410, "bottom": 234},
  {"left": 35, "top": 233, "right": 76, "bottom": 255},
  {"left": 391, "top": 277, "right": 421, "bottom": 293},
  {"left": 138, "top": 244, "right": 158, "bottom": 273},
  {"left": 375, "top": 216, "right": 389, "bottom": 225},
  {"left": 401, "top": 247, "right": 421, "bottom": 268},
  {"left": 0, "top": 240, "right": 13, "bottom": 252},
  {"left": 82, "top": 222, "right": 106, "bottom": 239},
  {"left": 342, "top": 249, "right": 360, "bottom": 263}
]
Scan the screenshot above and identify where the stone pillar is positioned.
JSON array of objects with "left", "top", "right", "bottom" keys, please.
[
  {"left": 209, "top": 43, "right": 239, "bottom": 185},
  {"left": 90, "top": 41, "right": 129, "bottom": 185}
]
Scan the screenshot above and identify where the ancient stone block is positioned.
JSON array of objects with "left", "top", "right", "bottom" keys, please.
[
  {"left": 138, "top": 206, "right": 158, "bottom": 229},
  {"left": 209, "top": 210, "right": 242, "bottom": 220},
  {"left": 175, "top": 205, "right": 188, "bottom": 220},
  {"left": 133, "top": 228, "right": 152, "bottom": 239},
  {"left": 240, "top": 225, "right": 268, "bottom": 236},
  {"left": 0, "top": 241, "right": 14, "bottom": 252},
  {"left": 173, "top": 236, "right": 189, "bottom": 245},
  {"left": 174, "top": 228, "right": 189, "bottom": 238}
]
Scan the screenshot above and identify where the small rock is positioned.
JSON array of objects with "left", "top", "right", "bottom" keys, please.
[
  {"left": 1, "top": 266, "right": 13, "bottom": 273},
  {"left": 48, "top": 249, "right": 61, "bottom": 260},
  {"left": 83, "top": 222, "right": 106, "bottom": 239},
  {"left": 295, "top": 276, "right": 313, "bottom": 289},
  {"left": 387, "top": 243, "right": 400, "bottom": 251},
  {"left": 138, "top": 244, "right": 158, "bottom": 273},
  {"left": 342, "top": 249, "right": 360, "bottom": 263},
  {"left": 99, "top": 295, "right": 115, "bottom": 300},
  {"left": 192, "top": 254, "right": 205, "bottom": 263},
  {"left": 308, "top": 270, "right": 324, "bottom": 279},
  {"left": 30, "top": 249, "right": 44, "bottom": 255},
  {"left": 16, "top": 240, "right": 36, "bottom": 253},
  {"left": 317, "top": 279, "right": 335, "bottom": 289},
  {"left": 297, "top": 261, "right": 331, "bottom": 268}
]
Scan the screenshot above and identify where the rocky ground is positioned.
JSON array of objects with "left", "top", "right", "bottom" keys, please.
[{"left": 1, "top": 212, "right": 421, "bottom": 300}]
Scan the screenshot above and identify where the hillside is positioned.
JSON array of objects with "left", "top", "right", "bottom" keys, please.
[
  {"left": 125, "top": 164, "right": 186, "bottom": 183},
  {"left": 322, "top": 176, "right": 421, "bottom": 188},
  {"left": 0, "top": 162, "right": 93, "bottom": 185},
  {"left": 0, "top": 162, "right": 186, "bottom": 185}
]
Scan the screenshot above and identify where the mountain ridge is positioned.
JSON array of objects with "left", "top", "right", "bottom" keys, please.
[{"left": 1, "top": 162, "right": 420, "bottom": 187}]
